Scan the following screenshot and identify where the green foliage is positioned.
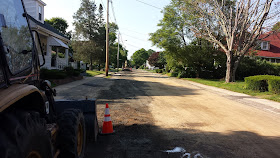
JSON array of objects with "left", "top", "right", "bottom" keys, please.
[
  {"left": 40, "top": 69, "right": 67, "bottom": 79},
  {"left": 86, "top": 70, "right": 105, "bottom": 77},
  {"left": 139, "top": 65, "right": 145, "bottom": 69},
  {"left": 148, "top": 52, "right": 166, "bottom": 69},
  {"left": 244, "top": 75, "right": 280, "bottom": 93},
  {"left": 155, "top": 69, "right": 163, "bottom": 73},
  {"left": 272, "top": 22, "right": 280, "bottom": 31},
  {"left": 236, "top": 57, "right": 280, "bottom": 80},
  {"left": 131, "top": 48, "right": 152, "bottom": 68},
  {"left": 73, "top": 1, "right": 108, "bottom": 69},
  {"left": 149, "top": 1, "right": 226, "bottom": 79},
  {"left": 186, "top": 78, "right": 280, "bottom": 102},
  {"left": 63, "top": 66, "right": 81, "bottom": 77},
  {"left": 268, "top": 78, "right": 280, "bottom": 94},
  {"left": 171, "top": 71, "right": 178, "bottom": 77},
  {"left": 40, "top": 67, "right": 82, "bottom": 80},
  {"left": 109, "top": 42, "right": 128, "bottom": 68},
  {"left": 58, "top": 52, "right": 65, "bottom": 58},
  {"left": 244, "top": 75, "right": 271, "bottom": 92},
  {"left": 45, "top": 17, "right": 69, "bottom": 35}
]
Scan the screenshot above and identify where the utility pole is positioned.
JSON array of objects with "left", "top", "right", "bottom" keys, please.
[
  {"left": 117, "top": 32, "right": 120, "bottom": 69},
  {"left": 105, "top": 0, "right": 109, "bottom": 76}
]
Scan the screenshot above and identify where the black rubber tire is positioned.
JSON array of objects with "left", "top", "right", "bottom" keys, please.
[
  {"left": 84, "top": 113, "right": 99, "bottom": 142},
  {"left": 0, "top": 111, "right": 53, "bottom": 158},
  {"left": 57, "top": 109, "right": 86, "bottom": 158}
]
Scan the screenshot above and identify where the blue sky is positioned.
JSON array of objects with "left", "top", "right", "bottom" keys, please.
[{"left": 44, "top": 0, "right": 171, "bottom": 59}]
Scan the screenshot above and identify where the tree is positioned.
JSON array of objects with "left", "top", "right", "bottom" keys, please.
[
  {"left": 45, "top": 17, "right": 69, "bottom": 34},
  {"left": 148, "top": 52, "right": 159, "bottom": 67},
  {"left": 109, "top": 43, "right": 128, "bottom": 68},
  {"left": 73, "top": 0, "right": 104, "bottom": 70},
  {"left": 272, "top": 22, "right": 280, "bottom": 31},
  {"left": 178, "top": 0, "right": 278, "bottom": 82},
  {"left": 157, "top": 52, "right": 167, "bottom": 69},
  {"left": 131, "top": 48, "right": 151, "bottom": 68},
  {"left": 147, "top": 52, "right": 166, "bottom": 69}
]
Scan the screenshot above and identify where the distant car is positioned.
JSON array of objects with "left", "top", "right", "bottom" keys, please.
[{"left": 122, "top": 68, "right": 132, "bottom": 71}]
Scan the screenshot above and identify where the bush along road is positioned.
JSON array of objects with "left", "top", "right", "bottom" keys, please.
[{"left": 55, "top": 70, "right": 280, "bottom": 158}]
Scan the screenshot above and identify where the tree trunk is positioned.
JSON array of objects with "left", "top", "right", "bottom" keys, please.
[
  {"left": 90, "top": 56, "right": 93, "bottom": 70},
  {"left": 232, "top": 56, "right": 243, "bottom": 82},
  {"left": 225, "top": 52, "right": 234, "bottom": 83}
]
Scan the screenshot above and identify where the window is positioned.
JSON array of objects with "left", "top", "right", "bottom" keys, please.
[
  {"left": 0, "top": 0, "right": 33, "bottom": 75},
  {"left": 261, "top": 41, "right": 269, "bottom": 50},
  {"left": 38, "top": 5, "right": 42, "bottom": 21}
]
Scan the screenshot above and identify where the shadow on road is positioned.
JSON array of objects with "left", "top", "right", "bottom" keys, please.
[
  {"left": 97, "top": 78, "right": 197, "bottom": 100},
  {"left": 85, "top": 124, "right": 280, "bottom": 158}
]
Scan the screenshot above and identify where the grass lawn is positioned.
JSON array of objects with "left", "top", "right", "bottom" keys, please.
[
  {"left": 86, "top": 70, "right": 105, "bottom": 77},
  {"left": 184, "top": 78, "right": 280, "bottom": 102}
]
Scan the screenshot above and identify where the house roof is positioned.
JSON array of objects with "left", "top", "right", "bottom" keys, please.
[
  {"left": 257, "top": 32, "right": 280, "bottom": 58},
  {"left": 27, "top": 14, "right": 70, "bottom": 40}
]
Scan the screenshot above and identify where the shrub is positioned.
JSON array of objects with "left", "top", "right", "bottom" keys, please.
[
  {"left": 171, "top": 72, "right": 178, "bottom": 77},
  {"left": 245, "top": 75, "right": 275, "bottom": 92},
  {"left": 63, "top": 66, "right": 75, "bottom": 76},
  {"left": 155, "top": 69, "right": 163, "bottom": 73},
  {"left": 139, "top": 65, "right": 145, "bottom": 69},
  {"left": 72, "top": 70, "right": 81, "bottom": 76},
  {"left": 40, "top": 69, "right": 67, "bottom": 79},
  {"left": 268, "top": 78, "right": 280, "bottom": 94},
  {"left": 63, "top": 66, "right": 82, "bottom": 77},
  {"left": 236, "top": 57, "right": 280, "bottom": 80}
]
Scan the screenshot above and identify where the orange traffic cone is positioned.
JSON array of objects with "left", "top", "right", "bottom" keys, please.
[{"left": 101, "top": 103, "right": 114, "bottom": 134}]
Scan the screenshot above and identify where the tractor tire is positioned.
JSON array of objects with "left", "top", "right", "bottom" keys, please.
[
  {"left": 0, "top": 111, "right": 53, "bottom": 158},
  {"left": 84, "top": 113, "right": 99, "bottom": 142},
  {"left": 56, "top": 109, "right": 86, "bottom": 158}
]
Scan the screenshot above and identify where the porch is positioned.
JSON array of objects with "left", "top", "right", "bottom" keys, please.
[{"left": 38, "top": 35, "right": 69, "bottom": 70}]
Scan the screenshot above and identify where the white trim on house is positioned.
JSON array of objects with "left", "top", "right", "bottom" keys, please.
[
  {"left": 259, "top": 56, "right": 280, "bottom": 63},
  {"left": 260, "top": 41, "right": 270, "bottom": 50}
]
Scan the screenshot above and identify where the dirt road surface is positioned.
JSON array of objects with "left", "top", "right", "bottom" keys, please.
[{"left": 55, "top": 69, "right": 280, "bottom": 158}]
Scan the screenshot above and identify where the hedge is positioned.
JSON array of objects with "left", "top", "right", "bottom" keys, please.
[
  {"left": 155, "top": 69, "right": 163, "bottom": 73},
  {"left": 40, "top": 67, "right": 82, "bottom": 80},
  {"left": 268, "top": 78, "right": 280, "bottom": 94},
  {"left": 40, "top": 69, "right": 67, "bottom": 79},
  {"left": 245, "top": 75, "right": 280, "bottom": 93}
]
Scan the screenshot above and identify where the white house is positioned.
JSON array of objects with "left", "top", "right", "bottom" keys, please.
[{"left": 23, "top": 0, "right": 70, "bottom": 70}]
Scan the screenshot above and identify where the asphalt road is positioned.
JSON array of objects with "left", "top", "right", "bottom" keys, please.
[{"left": 55, "top": 69, "right": 280, "bottom": 158}]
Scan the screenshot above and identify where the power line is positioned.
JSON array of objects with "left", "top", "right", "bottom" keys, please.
[
  {"left": 122, "top": 33, "right": 147, "bottom": 41},
  {"left": 125, "top": 42, "right": 142, "bottom": 49},
  {"left": 135, "top": 0, "right": 162, "bottom": 10},
  {"left": 119, "top": 27, "right": 148, "bottom": 36},
  {"left": 110, "top": 0, "right": 118, "bottom": 24}
]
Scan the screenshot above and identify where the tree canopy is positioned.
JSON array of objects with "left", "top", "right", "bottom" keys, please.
[
  {"left": 72, "top": 0, "right": 126, "bottom": 70},
  {"left": 272, "top": 22, "right": 280, "bottom": 32},
  {"left": 131, "top": 48, "right": 153, "bottom": 68},
  {"left": 150, "top": 0, "right": 278, "bottom": 82},
  {"left": 176, "top": 0, "right": 278, "bottom": 82},
  {"left": 45, "top": 17, "right": 69, "bottom": 35}
]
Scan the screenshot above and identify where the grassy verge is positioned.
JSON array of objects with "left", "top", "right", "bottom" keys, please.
[
  {"left": 184, "top": 78, "right": 280, "bottom": 102},
  {"left": 86, "top": 70, "right": 105, "bottom": 77}
]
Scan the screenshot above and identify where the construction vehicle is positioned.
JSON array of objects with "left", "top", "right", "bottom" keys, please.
[{"left": 0, "top": 0, "right": 99, "bottom": 157}]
